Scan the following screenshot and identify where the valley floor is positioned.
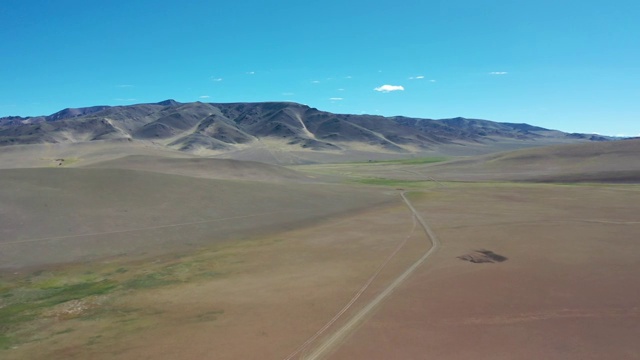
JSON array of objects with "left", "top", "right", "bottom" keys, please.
[
  {"left": 2, "top": 181, "right": 639, "bottom": 359},
  {"left": 1, "top": 142, "right": 640, "bottom": 359}
]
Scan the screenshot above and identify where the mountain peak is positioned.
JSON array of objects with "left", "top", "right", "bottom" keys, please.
[{"left": 156, "top": 99, "right": 181, "bottom": 107}]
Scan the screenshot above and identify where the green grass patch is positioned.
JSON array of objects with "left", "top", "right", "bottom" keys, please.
[
  {"left": 0, "top": 334, "right": 13, "bottom": 350},
  {"left": 0, "top": 238, "right": 265, "bottom": 349},
  {"left": 350, "top": 177, "right": 434, "bottom": 187},
  {"left": 121, "top": 273, "right": 180, "bottom": 290},
  {"left": 42, "top": 280, "right": 116, "bottom": 305},
  {"left": 0, "top": 280, "right": 117, "bottom": 336},
  {"left": 352, "top": 156, "right": 449, "bottom": 165},
  {"left": 0, "top": 302, "right": 39, "bottom": 328}
]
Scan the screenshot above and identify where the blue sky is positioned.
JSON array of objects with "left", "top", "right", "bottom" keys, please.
[{"left": 1, "top": 0, "right": 638, "bottom": 135}]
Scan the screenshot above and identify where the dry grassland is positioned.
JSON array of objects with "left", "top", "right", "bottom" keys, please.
[
  {"left": 1, "top": 201, "right": 425, "bottom": 359},
  {"left": 2, "top": 140, "right": 639, "bottom": 359}
]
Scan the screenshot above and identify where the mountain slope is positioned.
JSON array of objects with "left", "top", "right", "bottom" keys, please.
[{"left": 0, "top": 100, "right": 613, "bottom": 158}]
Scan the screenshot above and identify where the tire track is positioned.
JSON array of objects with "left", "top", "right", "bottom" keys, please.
[
  {"left": 298, "top": 192, "right": 440, "bottom": 360},
  {"left": 283, "top": 214, "right": 418, "bottom": 360}
]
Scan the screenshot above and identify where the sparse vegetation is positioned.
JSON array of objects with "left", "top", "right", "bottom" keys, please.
[
  {"left": 350, "top": 177, "right": 434, "bottom": 187},
  {"left": 0, "top": 335, "right": 12, "bottom": 350},
  {"left": 0, "top": 280, "right": 117, "bottom": 332},
  {"left": 122, "top": 273, "right": 180, "bottom": 290},
  {"left": 354, "top": 156, "right": 449, "bottom": 165},
  {"left": 0, "top": 242, "right": 242, "bottom": 351}
]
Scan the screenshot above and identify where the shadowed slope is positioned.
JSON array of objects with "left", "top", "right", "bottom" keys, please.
[{"left": 0, "top": 167, "right": 393, "bottom": 269}]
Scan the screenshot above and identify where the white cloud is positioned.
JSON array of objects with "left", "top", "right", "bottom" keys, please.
[
  {"left": 329, "top": 97, "right": 343, "bottom": 101},
  {"left": 409, "top": 75, "right": 425, "bottom": 80},
  {"left": 374, "top": 84, "right": 405, "bottom": 93},
  {"left": 345, "top": 75, "right": 353, "bottom": 79},
  {"left": 429, "top": 79, "right": 436, "bottom": 82},
  {"left": 199, "top": 95, "right": 210, "bottom": 99},
  {"left": 246, "top": 71, "right": 255, "bottom": 75},
  {"left": 211, "top": 77, "right": 223, "bottom": 82},
  {"left": 489, "top": 71, "right": 508, "bottom": 75},
  {"left": 337, "top": 88, "right": 345, "bottom": 91},
  {"left": 311, "top": 80, "right": 320, "bottom": 84}
]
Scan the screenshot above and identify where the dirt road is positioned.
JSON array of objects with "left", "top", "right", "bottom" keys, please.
[{"left": 299, "top": 191, "right": 440, "bottom": 360}]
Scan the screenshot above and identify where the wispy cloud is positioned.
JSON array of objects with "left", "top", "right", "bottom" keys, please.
[
  {"left": 408, "top": 75, "right": 425, "bottom": 80},
  {"left": 345, "top": 75, "right": 353, "bottom": 79},
  {"left": 246, "top": 71, "right": 255, "bottom": 75},
  {"left": 429, "top": 79, "right": 436, "bottom": 82},
  {"left": 374, "top": 84, "right": 404, "bottom": 93},
  {"left": 199, "top": 95, "right": 210, "bottom": 99},
  {"left": 211, "top": 77, "right": 223, "bottom": 82},
  {"left": 489, "top": 71, "right": 508, "bottom": 75},
  {"left": 337, "top": 88, "right": 345, "bottom": 91},
  {"left": 311, "top": 80, "right": 320, "bottom": 84},
  {"left": 329, "top": 97, "right": 343, "bottom": 101}
]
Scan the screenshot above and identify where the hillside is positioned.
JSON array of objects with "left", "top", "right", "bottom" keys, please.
[
  {"left": 406, "top": 138, "right": 640, "bottom": 183},
  {"left": 0, "top": 167, "right": 392, "bottom": 268}
]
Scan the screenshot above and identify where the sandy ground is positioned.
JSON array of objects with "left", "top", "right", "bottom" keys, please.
[{"left": 328, "top": 184, "right": 640, "bottom": 359}]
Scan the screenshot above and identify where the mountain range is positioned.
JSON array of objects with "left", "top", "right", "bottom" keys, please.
[{"left": 0, "top": 100, "right": 613, "bottom": 156}]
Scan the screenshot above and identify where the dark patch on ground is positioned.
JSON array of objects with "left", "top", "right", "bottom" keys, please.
[{"left": 458, "top": 249, "right": 508, "bottom": 264}]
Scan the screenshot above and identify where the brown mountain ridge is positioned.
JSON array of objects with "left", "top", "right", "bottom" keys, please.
[{"left": 0, "top": 100, "right": 614, "bottom": 157}]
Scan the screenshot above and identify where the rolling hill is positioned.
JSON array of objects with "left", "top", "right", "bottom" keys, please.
[{"left": 361, "top": 138, "right": 640, "bottom": 183}]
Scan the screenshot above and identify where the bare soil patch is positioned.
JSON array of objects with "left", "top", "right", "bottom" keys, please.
[
  {"left": 457, "top": 249, "right": 508, "bottom": 264},
  {"left": 330, "top": 184, "right": 640, "bottom": 360}
]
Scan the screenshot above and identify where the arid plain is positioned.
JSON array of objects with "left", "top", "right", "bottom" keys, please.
[{"left": 1, "top": 139, "right": 639, "bottom": 359}]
